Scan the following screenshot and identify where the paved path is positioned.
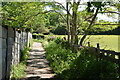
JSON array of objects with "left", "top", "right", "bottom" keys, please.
[{"left": 24, "top": 42, "right": 56, "bottom": 80}]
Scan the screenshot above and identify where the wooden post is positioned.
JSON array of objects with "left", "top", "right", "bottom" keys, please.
[
  {"left": 97, "top": 43, "right": 100, "bottom": 61},
  {"left": 97, "top": 43, "right": 100, "bottom": 50},
  {"left": 97, "top": 43, "right": 100, "bottom": 54},
  {"left": 88, "top": 42, "right": 90, "bottom": 47},
  {"left": 97, "top": 43, "right": 102, "bottom": 78}
]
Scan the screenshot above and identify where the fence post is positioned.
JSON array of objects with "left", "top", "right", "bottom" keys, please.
[
  {"left": 97, "top": 43, "right": 100, "bottom": 51},
  {"left": 97, "top": 43, "right": 101, "bottom": 61},
  {"left": 97, "top": 43, "right": 100, "bottom": 54},
  {"left": 97, "top": 43, "right": 102, "bottom": 78},
  {"left": 88, "top": 42, "right": 90, "bottom": 47}
]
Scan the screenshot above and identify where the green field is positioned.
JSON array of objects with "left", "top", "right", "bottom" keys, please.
[
  {"left": 45, "top": 35, "right": 119, "bottom": 52},
  {"left": 82, "top": 35, "right": 119, "bottom": 52}
]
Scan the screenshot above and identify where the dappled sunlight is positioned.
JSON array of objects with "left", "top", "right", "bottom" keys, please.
[{"left": 24, "top": 42, "right": 57, "bottom": 80}]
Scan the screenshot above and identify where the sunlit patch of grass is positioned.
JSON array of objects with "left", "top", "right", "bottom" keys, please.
[
  {"left": 11, "top": 63, "right": 26, "bottom": 79},
  {"left": 81, "top": 35, "right": 119, "bottom": 52},
  {"left": 51, "top": 35, "right": 119, "bottom": 52}
]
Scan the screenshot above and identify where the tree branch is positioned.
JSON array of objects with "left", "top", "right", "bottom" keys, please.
[
  {"left": 99, "top": 11, "right": 120, "bottom": 15},
  {"left": 20, "top": 10, "right": 67, "bottom": 27},
  {"left": 54, "top": 1, "right": 72, "bottom": 16},
  {"left": 95, "top": 24, "right": 120, "bottom": 25},
  {"left": 80, "top": 7, "right": 99, "bottom": 45}
]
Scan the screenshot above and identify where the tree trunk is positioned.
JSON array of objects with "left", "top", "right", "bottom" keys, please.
[
  {"left": 66, "top": 2, "right": 70, "bottom": 43},
  {"left": 80, "top": 7, "right": 99, "bottom": 46},
  {"left": 71, "top": 1, "right": 78, "bottom": 45}
]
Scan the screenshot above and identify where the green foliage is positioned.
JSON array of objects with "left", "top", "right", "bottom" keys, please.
[
  {"left": 61, "top": 49, "right": 118, "bottom": 80},
  {"left": 54, "top": 37, "right": 70, "bottom": 49},
  {"left": 20, "top": 46, "right": 30, "bottom": 64},
  {"left": 11, "top": 45, "right": 31, "bottom": 79},
  {"left": 44, "top": 41, "right": 119, "bottom": 80},
  {"left": 54, "top": 37, "right": 63, "bottom": 44},
  {"left": 44, "top": 41, "right": 76, "bottom": 74},
  {"left": 48, "top": 12, "right": 60, "bottom": 26},
  {"left": 2, "top": 2, "right": 50, "bottom": 33},
  {"left": 11, "top": 63, "right": 26, "bottom": 79}
]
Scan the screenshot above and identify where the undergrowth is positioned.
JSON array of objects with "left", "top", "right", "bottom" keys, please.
[
  {"left": 11, "top": 63, "right": 26, "bottom": 79},
  {"left": 44, "top": 38, "right": 119, "bottom": 80},
  {"left": 20, "top": 46, "right": 30, "bottom": 64},
  {"left": 11, "top": 46, "right": 31, "bottom": 79}
]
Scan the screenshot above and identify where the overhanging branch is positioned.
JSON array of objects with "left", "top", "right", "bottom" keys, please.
[{"left": 95, "top": 24, "right": 120, "bottom": 25}]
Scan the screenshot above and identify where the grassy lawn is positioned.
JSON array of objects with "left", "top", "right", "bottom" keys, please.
[
  {"left": 45, "top": 35, "right": 119, "bottom": 52},
  {"left": 82, "top": 35, "right": 119, "bottom": 52}
]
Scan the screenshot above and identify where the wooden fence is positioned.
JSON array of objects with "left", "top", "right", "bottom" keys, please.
[
  {"left": 87, "top": 42, "right": 120, "bottom": 64},
  {"left": 71, "top": 41, "right": 120, "bottom": 78},
  {"left": 87, "top": 42, "right": 120, "bottom": 78}
]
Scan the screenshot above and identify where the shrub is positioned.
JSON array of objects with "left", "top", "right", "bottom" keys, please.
[
  {"left": 61, "top": 49, "right": 119, "bottom": 80},
  {"left": 44, "top": 41, "right": 119, "bottom": 80},
  {"left": 54, "top": 37, "right": 63, "bottom": 44},
  {"left": 45, "top": 41, "right": 76, "bottom": 74}
]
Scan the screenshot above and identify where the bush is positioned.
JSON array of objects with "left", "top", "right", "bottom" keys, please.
[
  {"left": 61, "top": 49, "right": 119, "bottom": 80},
  {"left": 44, "top": 41, "right": 76, "bottom": 74},
  {"left": 44, "top": 41, "right": 119, "bottom": 80},
  {"left": 11, "top": 63, "right": 26, "bottom": 79}
]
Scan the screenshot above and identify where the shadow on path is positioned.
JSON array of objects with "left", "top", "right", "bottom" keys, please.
[
  {"left": 19, "top": 42, "right": 61, "bottom": 80},
  {"left": 11, "top": 75, "right": 62, "bottom": 80}
]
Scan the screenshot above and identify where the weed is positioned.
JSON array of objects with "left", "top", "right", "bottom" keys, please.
[
  {"left": 11, "top": 63, "right": 26, "bottom": 79},
  {"left": 20, "top": 46, "right": 30, "bottom": 64},
  {"left": 11, "top": 46, "right": 30, "bottom": 79}
]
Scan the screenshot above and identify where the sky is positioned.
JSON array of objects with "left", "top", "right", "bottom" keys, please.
[
  {"left": 52, "top": 0, "right": 119, "bottom": 22},
  {"left": 50, "top": 0, "right": 118, "bottom": 22}
]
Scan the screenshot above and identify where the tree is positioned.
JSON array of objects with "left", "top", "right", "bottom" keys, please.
[
  {"left": 2, "top": 2, "right": 50, "bottom": 33},
  {"left": 2, "top": 1, "right": 119, "bottom": 46}
]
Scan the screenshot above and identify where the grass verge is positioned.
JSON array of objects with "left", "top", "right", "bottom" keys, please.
[
  {"left": 11, "top": 46, "right": 30, "bottom": 79},
  {"left": 11, "top": 63, "right": 26, "bottom": 79}
]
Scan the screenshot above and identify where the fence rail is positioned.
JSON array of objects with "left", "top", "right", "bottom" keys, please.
[
  {"left": 86, "top": 42, "right": 120, "bottom": 78},
  {"left": 86, "top": 42, "right": 120, "bottom": 64}
]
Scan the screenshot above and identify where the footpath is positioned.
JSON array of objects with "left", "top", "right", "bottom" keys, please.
[{"left": 24, "top": 42, "right": 57, "bottom": 80}]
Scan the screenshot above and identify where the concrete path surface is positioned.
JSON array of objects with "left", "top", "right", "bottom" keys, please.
[{"left": 24, "top": 42, "right": 58, "bottom": 80}]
